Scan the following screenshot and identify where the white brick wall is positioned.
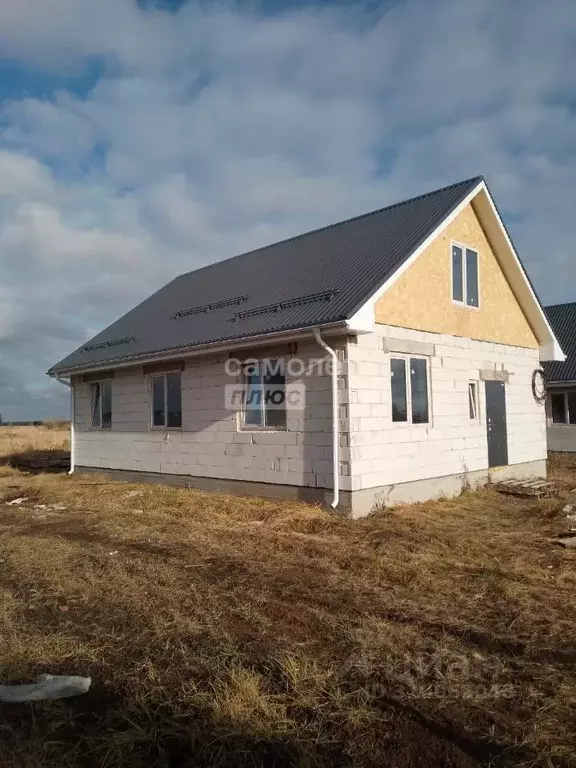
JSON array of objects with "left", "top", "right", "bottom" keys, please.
[
  {"left": 73, "top": 328, "right": 546, "bottom": 495},
  {"left": 345, "top": 325, "right": 546, "bottom": 491},
  {"left": 73, "top": 340, "right": 351, "bottom": 490}
]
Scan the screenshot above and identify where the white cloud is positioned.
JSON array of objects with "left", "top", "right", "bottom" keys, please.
[{"left": 0, "top": 0, "right": 575, "bottom": 418}]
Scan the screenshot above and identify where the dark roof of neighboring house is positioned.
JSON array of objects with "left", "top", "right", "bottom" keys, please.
[
  {"left": 49, "top": 175, "right": 483, "bottom": 374},
  {"left": 544, "top": 302, "right": 576, "bottom": 382}
]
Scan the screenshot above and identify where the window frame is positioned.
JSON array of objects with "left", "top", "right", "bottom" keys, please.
[
  {"left": 390, "top": 354, "right": 431, "bottom": 427},
  {"left": 149, "top": 371, "right": 182, "bottom": 429},
  {"left": 549, "top": 392, "right": 576, "bottom": 426},
  {"left": 451, "top": 241, "right": 480, "bottom": 310},
  {"left": 238, "top": 358, "right": 287, "bottom": 432},
  {"left": 89, "top": 379, "right": 112, "bottom": 430},
  {"left": 468, "top": 380, "right": 479, "bottom": 421}
]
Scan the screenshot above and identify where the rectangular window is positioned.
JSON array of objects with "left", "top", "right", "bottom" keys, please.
[
  {"left": 452, "top": 246, "right": 463, "bottom": 302},
  {"left": 568, "top": 394, "right": 576, "bottom": 425},
  {"left": 410, "top": 358, "right": 429, "bottom": 424},
  {"left": 166, "top": 372, "right": 182, "bottom": 428},
  {"left": 245, "top": 369, "right": 264, "bottom": 427},
  {"left": 151, "top": 372, "right": 182, "bottom": 428},
  {"left": 264, "top": 364, "right": 287, "bottom": 429},
  {"left": 551, "top": 393, "right": 566, "bottom": 424},
  {"left": 551, "top": 392, "right": 576, "bottom": 425},
  {"left": 452, "top": 243, "right": 479, "bottom": 307},
  {"left": 390, "top": 357, "right": 429, "bottom": 425},
  {"left": 465, "top": 249, "right": 479, "bottom": 307},
  {"left": 101, "top": 380, "right": 112, "bottom": 428},
  {"left": 241, "top": 359, "right": 286, "bottom": 430},
  {"left": 468, "top": 381, "right": 478, "bottom": 420},
  {"left": 391, "top": 358, "right": 408, "bottom": 422},
  {"left": 152, "top": 376, "right": 165, "bottom": 426},
  {"left": 90, "top": 381, "right": 112, "bottom": 429}
]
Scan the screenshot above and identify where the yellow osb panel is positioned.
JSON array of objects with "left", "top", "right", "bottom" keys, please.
[{"left": 374, "top": 202, "right": 539, "bottom": 349}]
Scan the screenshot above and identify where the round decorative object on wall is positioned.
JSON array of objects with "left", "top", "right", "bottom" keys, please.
[{"left": 531, "top": 369, "right": 546, "bottom": 404}]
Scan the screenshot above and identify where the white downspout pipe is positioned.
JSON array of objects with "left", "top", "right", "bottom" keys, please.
[
  {"left": 56, "top": 375, "right": 74, "bottom": 475},
  {"left": 312, "top": 327, "right": 339, "bottom": 509}
]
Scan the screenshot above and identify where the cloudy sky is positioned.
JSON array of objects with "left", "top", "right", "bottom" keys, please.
[{"left": 0, "top": 0, "right": 575, "bottom": 420}]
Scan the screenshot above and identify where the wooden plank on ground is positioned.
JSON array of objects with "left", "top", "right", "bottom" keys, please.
[{"left": 495, "top": 479, "right": 558, "bottom": 499}]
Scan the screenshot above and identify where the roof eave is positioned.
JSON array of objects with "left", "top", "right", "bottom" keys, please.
[
  {"left": 47, "top": 320, "right": 348, "bottom": 378},
  {"left": 539, "top": 340, "right": 566, "bottom": 363},
  {"left": 474, "top": 185, "right": 564, "bottom": 362},
  {"left": 546, "top": 378, "right": 576, "bottom": 387}
]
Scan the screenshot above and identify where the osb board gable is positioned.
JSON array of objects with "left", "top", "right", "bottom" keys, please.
[{"left": 374, "top": 201, "right": 539, "bottom": 349}]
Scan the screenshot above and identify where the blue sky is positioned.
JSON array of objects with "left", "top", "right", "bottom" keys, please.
[{"left": 0, "top": 0, "right": 575, "bottom": 419}]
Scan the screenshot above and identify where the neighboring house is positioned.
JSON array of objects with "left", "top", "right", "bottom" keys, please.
[
  {"left": 48, "top": 176, "right": 563, "bottom": 517},
  {"left": 543, "top": 302, "right": 576, "bottom": 452}
]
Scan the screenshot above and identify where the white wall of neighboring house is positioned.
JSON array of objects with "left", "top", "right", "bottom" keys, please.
[
  {"left": 547, "top": 425, "right": 576, "bottom": 452},
  {"left": 546, "top": 390, "right": 576, "bottom": 452}
]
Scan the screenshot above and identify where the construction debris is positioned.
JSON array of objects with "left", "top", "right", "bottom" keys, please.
[
  {"left": 494, "top": 479, "right": 558, "bottom": 499},
  {"left": 554, "top": 536, "right": 576, "bottom": 549},
  {"left": 0, "top": 674, "right": 91, "bottom": 702}
]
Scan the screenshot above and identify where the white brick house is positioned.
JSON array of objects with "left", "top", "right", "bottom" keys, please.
[
  {"left": 543, "top": 302, "right": 576, "bottom": 452},
  {"left": 49, "top": 177, "right": 563, "bottom": 516}
]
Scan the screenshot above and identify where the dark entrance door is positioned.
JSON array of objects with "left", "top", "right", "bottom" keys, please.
[{"left": 485, "top": 381, "right": 508, "bottom": 468}]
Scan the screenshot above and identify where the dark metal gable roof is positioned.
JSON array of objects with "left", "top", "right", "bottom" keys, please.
[
  {"left": 544, "top": 302, "right": 576, "bottom": 382},
  {"left": 49, "top": 176, "right": 482, "bottom": 374}
]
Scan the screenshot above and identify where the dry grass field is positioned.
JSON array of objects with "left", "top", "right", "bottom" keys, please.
[
  {"left": 0, "top": 424, "right": 69, "bottom": 461},
  {"left": 0, "top": 426, "right": 575, "bottom": 767}
]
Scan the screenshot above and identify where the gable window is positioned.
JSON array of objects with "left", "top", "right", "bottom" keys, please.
[
  {"left": 151, "top": 372, "right": 182, "bottom": 428},
  {"left": 90, "top": 381, "right": 112, "bottom": 429},
  {"left": 550, "top": 392, "right": 576, "bottom": 425},
  {"left": 468, "top": 381, "right": 479, "bottom": 420},
  {"left": 452, "top": 244, "right": 479, "bottom": 308},
  {"left": 241, "top": 359, "right": 286, "bottom": 430},
  {"left": 391, "top": 357, "right": 429, "bottom": 424}
]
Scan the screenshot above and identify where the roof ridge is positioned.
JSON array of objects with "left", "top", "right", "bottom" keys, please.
[{"left": 178, "top": 175, "right": 485, "bottom": 280}]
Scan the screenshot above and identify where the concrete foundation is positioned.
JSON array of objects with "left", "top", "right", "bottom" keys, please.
[
  {"left": 348, "top": 459, "right": 547, "bottom": 517},
  {"left": 75, "top": 466, "right": 339, "bottom": 508},
  {"left": 76, "top": 458, "right": 547, "bottom": 518}
]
